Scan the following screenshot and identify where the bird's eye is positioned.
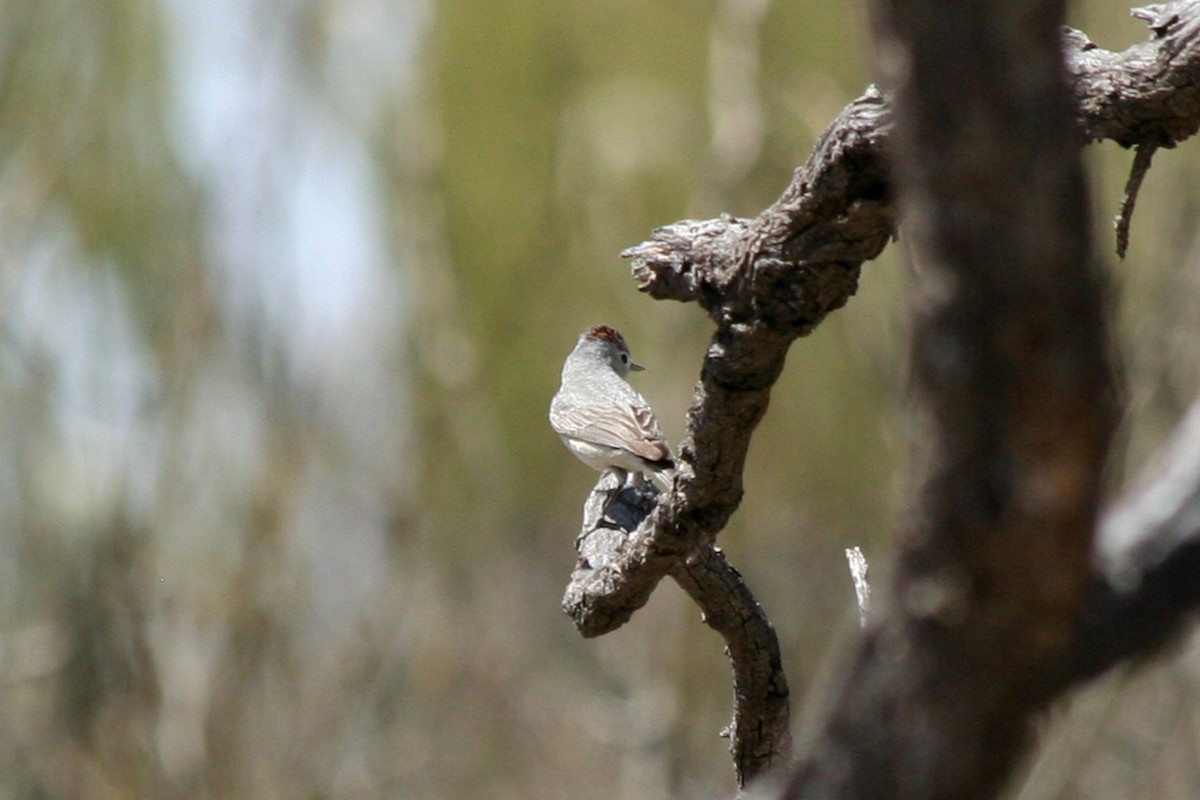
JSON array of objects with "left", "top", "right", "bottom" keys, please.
[{"left": 620, "top": 353, "right": 629, "bottom": 363}]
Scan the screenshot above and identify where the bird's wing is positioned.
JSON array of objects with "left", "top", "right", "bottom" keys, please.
[{"left": 551, "top": 395, "right": 672, "bottom": 462}]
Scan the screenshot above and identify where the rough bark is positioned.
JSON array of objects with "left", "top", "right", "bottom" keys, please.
[{"left": 562, "top": 1, "right": 1200, "bottom": 792}]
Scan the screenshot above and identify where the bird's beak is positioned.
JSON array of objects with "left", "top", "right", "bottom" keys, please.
[{"left": 630, "top": 361, "right": 645, "bottom": 371}]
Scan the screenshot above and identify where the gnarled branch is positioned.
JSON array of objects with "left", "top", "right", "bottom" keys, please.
[{"left": 563, "top": 1, "right": 1200, "bottom": 790}]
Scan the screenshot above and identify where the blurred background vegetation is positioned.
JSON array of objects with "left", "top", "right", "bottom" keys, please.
[{"left": 0, "top": 0, "right": 1198, "bottom": 797}]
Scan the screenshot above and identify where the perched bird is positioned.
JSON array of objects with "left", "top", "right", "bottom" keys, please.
[{"left": 549, "top": 325, "right": 675, "bottom": 493}]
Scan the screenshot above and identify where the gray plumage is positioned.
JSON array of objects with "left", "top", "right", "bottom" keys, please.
[{"left": 549, "top": 325, "right": 675, "bottom": 492}]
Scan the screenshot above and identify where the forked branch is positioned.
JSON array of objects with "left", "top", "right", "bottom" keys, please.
[{"left": 563, "top": 2, "right": 1200, "bottom": 790}]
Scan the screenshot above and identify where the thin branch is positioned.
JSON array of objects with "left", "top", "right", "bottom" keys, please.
[
  {"left": 1115, "top": 141, "right": 1160, "bottom": 258},
  {"left": 672, "top": 547, "right": 791, "bottom": 787}
]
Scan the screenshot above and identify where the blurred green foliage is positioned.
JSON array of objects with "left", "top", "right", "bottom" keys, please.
[{"left": 0, "top": 0, "right": 1199, "bottom": 798}]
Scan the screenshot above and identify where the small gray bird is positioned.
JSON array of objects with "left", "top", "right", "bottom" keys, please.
[{"left": 549, "top": 325, "right": 675, "bottom": 493}]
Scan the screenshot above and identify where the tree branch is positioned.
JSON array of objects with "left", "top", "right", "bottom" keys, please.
[
  {"left": 1074, "top": 393, "right": 1200, "bottom": 681},
  {"left": 1068, "top": 4, "right": 1200, "bottom": 148},
  {"left": 562, "top": 1, "right": 1200, "bottom": 791},
  {"left": 671, "top": 546, "right": 792, "bottom": 787},
  {"left": 564, "top": 476, "right": 791, "bottom": 787},
  {"left": 1114, "top": 141, "right": 1159, "bottom": 258},
  {"left": 784, "top": 0, "right": 1115, "bottom": 792}
]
